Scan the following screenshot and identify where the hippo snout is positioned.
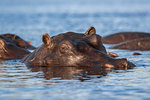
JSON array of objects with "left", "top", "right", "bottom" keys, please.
[{"left": 114, "top": 58, "right": 135, "bottom": 70}]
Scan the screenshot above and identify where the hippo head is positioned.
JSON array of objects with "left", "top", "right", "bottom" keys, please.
[
  {"left": 0, "top": 38, "right": 30, "bottom": 60},
  {"left": 23, "top": 27, "right": 135, "bottom": 69},
  {"left": 0, "top": 33, "right": 36, "bottom": 50}
]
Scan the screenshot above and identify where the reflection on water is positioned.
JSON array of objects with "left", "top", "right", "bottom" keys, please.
[{"left": 28, "top": 66, "right": 109, "bottom": 81}]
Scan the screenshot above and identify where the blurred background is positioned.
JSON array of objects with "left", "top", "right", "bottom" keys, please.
[{"left": 0, "top": 0, "right": 150, "bottom": 46}]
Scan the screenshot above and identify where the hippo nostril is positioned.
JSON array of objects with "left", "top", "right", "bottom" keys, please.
[
  {"left": 104, "top": 63, "right": 114, "bottom": 68},
  {"left": 121, "top": 63, "right": 128, "bottom": 70}
]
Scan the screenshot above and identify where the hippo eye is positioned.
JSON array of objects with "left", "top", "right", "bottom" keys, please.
[
  {"left": 59, "top": 43, "right": 70, "bottom": 53},
  {"left": 59, "top": 40, "right": 74, "bottom": 54}
]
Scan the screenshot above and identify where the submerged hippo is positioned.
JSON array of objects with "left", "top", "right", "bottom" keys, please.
[
  {"left": 23, "top": 27, "right": 135, "bottom": 69},
  {"left": 0, "top": 38, "right": 30, "bottom": 60},
  {"left": 0, "top": 33, "right": 36, "bottom": 50},
  {"left": 102, "top": 32, "right": 150, "bottom": 44},
  {"left": 110, "top": 37, "right": 150, "bottom": 51}
]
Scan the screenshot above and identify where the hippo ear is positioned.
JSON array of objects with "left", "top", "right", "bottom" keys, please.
[
  {"left": 84, "top": 26, "right": 96, "bottom": 35},
  {"left": 0, "top": 39, "right": 6, "bottom": 47},
  {"left": 42, "top": 33, "right": 52, "bottom": 46}
]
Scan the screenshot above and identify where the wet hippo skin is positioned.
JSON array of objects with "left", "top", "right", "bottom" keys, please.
[
  {"left": 0, "top": 33, "right": 36, "bottom": 50},
  {"left": 102, "top": 32, "right": 150, "bottom": 44},
  {"left": 23, "top": 27, "right": 135, "bottom": 69},
  {"left": 110, "top": 37, "right": 150, "bottom": 51}
]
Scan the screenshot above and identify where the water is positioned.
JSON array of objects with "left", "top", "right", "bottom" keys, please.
[{"left": 0, "top": 0, "right": 150, "bottom": 100}]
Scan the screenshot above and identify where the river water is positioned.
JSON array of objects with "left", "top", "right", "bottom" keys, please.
[{"left": 0, "top": 0, "right": 150, "bottom": 100}]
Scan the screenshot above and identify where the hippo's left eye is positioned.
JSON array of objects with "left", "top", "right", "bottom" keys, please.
[
  {"left": 59, "top": 40, "right": 74, "bottom": 54},
  {"left": 59, "top": 43, "right": 70, "bottom": 54}
]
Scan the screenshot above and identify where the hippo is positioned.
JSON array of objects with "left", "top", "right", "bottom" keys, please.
[
  {"left": 110, "top": 37, "right": 150, "bottom": 51},
  {"left": 0, "top": 38, "right": 30, "bottom": 60},
  {"left": 0, "top": 33, "right": 36, "bottom": 50},
  {"left": 102, "top": 32, "right": 150, "bottom": 44},
  {"left": 23, "top": 27, "right": 135, "bottom": 69}
]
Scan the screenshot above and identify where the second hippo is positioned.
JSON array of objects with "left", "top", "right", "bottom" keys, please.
[
  {"left": 0, "top": 38, "right": 30, "bottom": 60},
  {"left": 0, "top": 33, "right": 36, "bottom": 50},
  {"left": 110, "top": 37, "right": 150, "bottom": 51},
  {"left": 102, "top": 32, "right": 150, "bottom": 44}
]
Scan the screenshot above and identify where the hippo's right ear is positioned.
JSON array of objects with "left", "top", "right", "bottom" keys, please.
[
  {"left": 42, "top": 33, "right": 52, "bottom": 46},
  {"left": 84, "top": 26, "right": 96, "bottom": 35}
]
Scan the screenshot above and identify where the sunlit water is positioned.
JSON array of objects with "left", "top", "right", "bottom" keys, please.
[{"left": 0, "top": 0, "right": 150, "bottom": 100}]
